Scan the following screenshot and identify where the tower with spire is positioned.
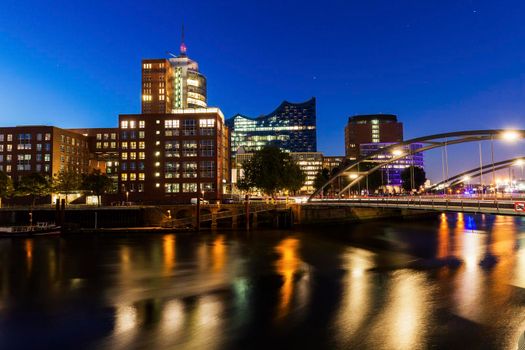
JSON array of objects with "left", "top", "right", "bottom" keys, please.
[{"left": 141, "top": 25, "right": 207, "bottom": 113}]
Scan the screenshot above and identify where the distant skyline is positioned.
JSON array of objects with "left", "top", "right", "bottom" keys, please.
[{"left": 1, "top": 0, "right": 525, "bottom": 181}]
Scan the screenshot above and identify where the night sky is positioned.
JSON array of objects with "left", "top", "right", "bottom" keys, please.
[{"left": 1, "top": 0, "right": 525, "bottom": 181}]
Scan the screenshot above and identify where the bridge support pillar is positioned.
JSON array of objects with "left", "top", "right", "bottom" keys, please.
[{"left": 211, "top": 211, "right": 218, "bottom": 230}]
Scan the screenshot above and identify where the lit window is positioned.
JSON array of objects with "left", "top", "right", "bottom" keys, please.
[
  {"left": 139, "top": 152, "right": 145, "bottom": 159},
  {"left": 121, "top": 173, "right": 128, "bottom": 181},
  {"left": 139, "top": 173, "right": 145, "bottom": 181},
  {"left": 121, "top": 121, "right": 129, "bottom": 129},
  {"left": 139, "top": 120, "right": 145, "bottom": 128},
  {"left": 130, "top": 173, "right": 136, "bottom": 181},
  {"left": 129, "top": 120, "right": 136, "bottom": 129},
  {"left": 121, "top": 153, "right": 128, "bottom": 160}
]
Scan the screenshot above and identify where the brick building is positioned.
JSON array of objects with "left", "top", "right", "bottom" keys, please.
[
  {"left": 0, "top": 126, "right": 92, "bottom": 182},
  {"left": 118, "top": 108, "right": 229, "bottom": 203},
  {"left": 344, "top": 114, "right": 403, "bottom": 159}
]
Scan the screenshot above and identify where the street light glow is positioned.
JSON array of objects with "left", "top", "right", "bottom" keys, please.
[
  {"left": 462, "top": 175, "right": 470, "bottom": 182},
  {"left": 515, "top": 159, "right": 524, "bottom": 166},
  {"left": 392, "top": 149, "right": 404, "bottom": 156},
  {"left": 348, "top": 173, "right": 359, "bottom": 179},
  {"left": 501, "top": 130, "right": 521, "bottom": 142}
]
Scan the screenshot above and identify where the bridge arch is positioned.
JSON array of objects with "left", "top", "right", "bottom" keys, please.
[
  {"left": 430, "top": 157, "right": 525, "bottom": 190},
  {"left": 309, "top": 129, "right": 525, "bottom": 201}
]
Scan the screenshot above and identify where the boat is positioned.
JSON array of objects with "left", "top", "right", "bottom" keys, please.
[{"left": 0, "top": 222, "right": 61, "bottom": 237}]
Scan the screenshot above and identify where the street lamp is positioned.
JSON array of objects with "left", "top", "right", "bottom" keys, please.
[
  {"left": 501, "top": 130, "right": 521, "bottom": 142},
  {"left": 349, "top": 173, "right": 359, "bottom": 180},
  {"left": 392, "top": 149, "right": 404, "bottom": 157}
]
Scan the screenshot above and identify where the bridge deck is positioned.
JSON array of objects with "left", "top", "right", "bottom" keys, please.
[{"left": 309, "top": 197, "right": 525, "bottom": 216}]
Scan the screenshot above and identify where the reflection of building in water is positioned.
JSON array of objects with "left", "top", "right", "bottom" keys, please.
[
  {"left": 275, "top": 238, "right": 301, "bottom": 318},
  {"left": 25, "top": 239, "right": 33, "bottom": 275}
]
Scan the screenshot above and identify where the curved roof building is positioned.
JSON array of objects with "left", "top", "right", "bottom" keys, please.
[{"left": 226, "top": 98, "right": 317, "bottom": 155}]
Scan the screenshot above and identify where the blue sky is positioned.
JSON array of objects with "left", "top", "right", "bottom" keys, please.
[{"left": 1, "top": 0, "right": 525, "bottom": 181}]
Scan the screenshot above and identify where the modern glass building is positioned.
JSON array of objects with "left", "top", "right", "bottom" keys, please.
[
  {"left": 360, "top": 142, "right": 424, "bottom": 187},
  {"left": 226, "top": 98, "right": 317, "bottom": 156}
]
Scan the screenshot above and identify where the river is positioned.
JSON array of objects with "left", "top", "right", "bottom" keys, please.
[{"left": 0, "top": 213, "right": 524, "bottom": 349}]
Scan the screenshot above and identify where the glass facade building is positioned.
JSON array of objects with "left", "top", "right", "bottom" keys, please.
[
  {"left": 226, "top": 98, "right": 317, "bottom": 156},
  {"left": 360, "top": 142, "right": 424, "bottom": 187}
]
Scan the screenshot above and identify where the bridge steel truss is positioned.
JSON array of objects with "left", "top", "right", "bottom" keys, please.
[
  {"left": 429, "top": 156, "right": 525, "bottom": 190},
  {"left": 309, "top": 129, "right": 525, "bottom": 201}
]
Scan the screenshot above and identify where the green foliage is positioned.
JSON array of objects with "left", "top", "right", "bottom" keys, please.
[
  {"left": 15, "top": 173, "right": 51, "bottom": 206},
  {"left": 400, "top": 166, "right": 427, "bottom": 192},
  {"left": 0, "top": 171, "right": 14, "bottom": 206},
  {"left": 237, "top": 146, "right": 306, "bottom": 196},
  {"left": 313, "top": 168, "right": 331, "bottom": 195},
  {"left": 82, "top": 170, "right": 113, "bottom": 206},
  {"left": 53, "top": 169, "right": 82, "bottom": 202}
]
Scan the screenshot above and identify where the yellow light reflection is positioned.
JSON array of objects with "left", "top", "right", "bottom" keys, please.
[
  {"left": 114, "top": 304, "right": 138, "bottom": 334},
  {"left": 437, "top": 213, "right": 449, "bottom": 259},
  {"left": 212, "top": 235, "right": 225, "bottom": 272},
  {"left": 162, "top": 235, "right": 176, "bottom": 273},
  {"left": 275, "top": 238, "right": 300, "bottom": 318},
  {"left": 371, "top": 272, "right": 430, "bottom": 349},
  {"left": 25, "top": 240, "right": 33, "bottom": 274},
  {"left": 335, "top": 247, "right": 374, "bottom": 346}
]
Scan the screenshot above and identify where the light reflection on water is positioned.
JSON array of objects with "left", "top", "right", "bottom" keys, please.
[{"left": 0, "top": 213, "right": 524, "bottom": 349}]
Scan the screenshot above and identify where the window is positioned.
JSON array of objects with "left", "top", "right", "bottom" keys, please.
[
  {"left": 121, "top": 121, "right": 129, "bottom": 129},
  {"left": 165, "top": 162, "right": 180, "bottom": 178},
  {"left": 202, "top": 183, "right": 215, "bottom": 192},
  {"left": 121, "top": 173, "right": 128, "bottom": 181},
  {"left": 121, "top": 163, "right": 127, "bottom": 171},
  {"left": 139, "top": 131, "right": 145, "bottom": 139},
  {"left": 139, "top": 120, "right": 145, "bottom": 128},
  {"left": 139, "top": 173, "right": 145, "bottom": 181},
  {"left": 121, "top": 153, "right": 128, "bottom": 160},
  {"left": 165, "top": 142, "right": 181, "bottom": 159},
  {"left": 7, "top": 134, "right": 13, "bottom": 142},
  {"left": 130, "top": 152, "right": 136, "bottom": 160},
  {"left": 44, "top": 133, "right": 51, "bottom": 141},
  {"left": 130, "top": 173, "right": 137, "bottom": 181},
  {"left": 96, "top": 133, "right": 102, "bottom": 140},
  {"left": 200, "top": 161, "right": 215, "bottom": 178},
  {"left": 44, "top": 154, "right": 50, "bottom": 162},
  {"left": 111, "top": 133, "right": 117, "bottom": 140},
  {"left": 199, "top": 119, "right": 215, "bottom": 136},
  {"left": 0, "top": 134, "right": 5, "bottom": 142},
  {"left": 138, "top": 152, "right": 145, "bottom": 160},
  {"left": 165, "top": 183, "right": 179, "bottom": 193},
  {"left": 130, "top": 142, "right": 136, "bottom": 149},
  {"left": 182, "top": 140, "right": 197, "bottom": 157},
  {"left": 182, "top": 119, "right": 196, "bottom": 136},
  {"left": 200, "top": 139, "right": 215, "bottom": 157},
  {"left": 6, "top": 144, "right": 12, "bottom": 152},
  {"left": 129, "top": 120, "right": 136, "bottom": 129},
  {"left": 182, "top": 183, "right": 197, "bottom": 192},
  {"left": 139, "top": 141, "right": 145, "bottom": 149},
  {"left": 182, "top": 162, "right": 197, "bottom": 178},
  {"left": 96, "top": 142, "right": 102, "bottom": 149},
  {"left": 121, "top": 142, "right": 128, "bottom": 149}
]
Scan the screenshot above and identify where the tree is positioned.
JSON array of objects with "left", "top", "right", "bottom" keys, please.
[
  {"left": 283, "top": 158, "right": 306, "bottom": 195},
  {"left": 53, "top": 169, "right": 82, "bottom": 204},
  {"left": 82, "top": 170, "right": 113, "bottom": 207},
  {"left": 0, "top": 171, "right": 13, "bottom": 208},
  {"left": 400, "top": 166, "right": 427, "bottom": 192},
  {"left": 15, "top": 173, "right": 51, "bottom": 207},
  {"left": 237, "top": 146, "right": 306, "bottom": 197},
  {"left": 313, "top": 168, "right": 331, "bottom": 196}
]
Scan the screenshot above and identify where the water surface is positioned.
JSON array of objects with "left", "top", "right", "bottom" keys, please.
[{"left": 0, "top": 213, "right": 524, "bottom": 349}]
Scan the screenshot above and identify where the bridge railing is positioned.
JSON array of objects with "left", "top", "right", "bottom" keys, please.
[{"left": 309, "top": 196, "right": 524, "bottom": 215}]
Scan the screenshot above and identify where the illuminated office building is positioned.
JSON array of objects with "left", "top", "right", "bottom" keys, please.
[
  {"left": 118, "top": 108, "right": 229, "bottom": 203},
  {"left": 226, "top": 98, "right": 317, "bottom": 156},
  {"left": 142, "top": 33, "right": 207, "bottom": 114},
  {"left": 360, "top": 142, "right": 424, "bottom": 187}
]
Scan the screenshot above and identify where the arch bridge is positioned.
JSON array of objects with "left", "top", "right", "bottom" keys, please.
[{"left": 308, "top": 129, "right": 525, "bottom": 216}]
